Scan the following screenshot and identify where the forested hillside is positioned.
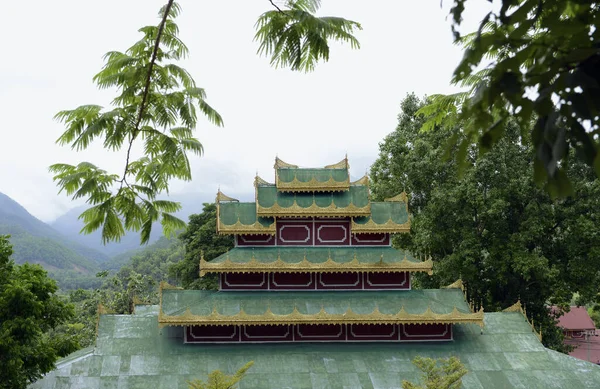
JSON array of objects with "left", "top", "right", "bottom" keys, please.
[{"left": 0, "top": 193, "right": 107, "bottom": 287}]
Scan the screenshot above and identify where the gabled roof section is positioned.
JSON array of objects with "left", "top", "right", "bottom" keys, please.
[
  {"left": 216, "top": 190, "right": 275, "bottom": 235},
  {"left": 158, "top": 287, "right": 484, "bottom": 327},
  {"left": 351, "top": 193, "right": 410, "bottom": 234},
  {"left": 200, "top": 247, "right": 433, "bottom": 276},
  {"left": 274, "top": 156, "right": 351, "bottom": 192},
  {"left": 256, "top": 183, "right": 371, "bottom": 217}
]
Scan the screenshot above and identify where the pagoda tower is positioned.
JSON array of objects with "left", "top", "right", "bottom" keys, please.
[{"left": 158, "top": 157, "right": 483, "bottom": 343}]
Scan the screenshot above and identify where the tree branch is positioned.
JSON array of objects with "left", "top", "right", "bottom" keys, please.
[
  {"left": 269, "top": 0, "right": 285, "bottom": 13},
  {"left": 121, "top": 0, "right": 175, "bottom": 185}
]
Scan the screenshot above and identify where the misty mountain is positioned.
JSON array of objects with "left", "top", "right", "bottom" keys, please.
[
  {"left": 50, "top": 192, "right": 214, "bottom": 257},
  {"left": 0, "top": 192, "right": 107, "bottom": 273}
]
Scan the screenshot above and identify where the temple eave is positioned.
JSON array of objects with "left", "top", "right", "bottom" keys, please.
[{"left": 158, "top": 312, "right": 484, "bottom": 328}]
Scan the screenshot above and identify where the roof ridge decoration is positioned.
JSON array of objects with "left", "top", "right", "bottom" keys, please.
[
  {"left": 254, "top": 175, "right": 272, "bottom": 187},
  {"left": 158, "top": 301, "right": 484, "bottom": 328},
  {"left": 323, "top": 156, "right": 349, "bottom": 170},
  {"left": 503, "top": 299, "right": 542, "bottom": 342},
  {"left": 274, "top": 157, "right": 299, "bottom": 169},
  {"left": 385, "top": 192, "right": 408, "bottom": 203},
  {"left": 199, "top": 256, "right": 433, "bottom": 276},
  {"left": 257, "top": 198, "right": 371, "bottom": 217},
  {"left": 351, "top": 174, "right": 369, "bottom": 186},
  {"left": 216, "top": 190, "right": 239, "bottom": 203}
]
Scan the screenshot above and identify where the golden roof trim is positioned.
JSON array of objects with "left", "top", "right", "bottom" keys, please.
[
  {"left": 274, "top": 157, "right": 299, "bottom": 169},
  {"left": 158, "top": 305, "right": 484, "bottom": 328},
  {"left": 351, "top": 218, "right": 410, "bottom": 234},
  {"left": 254, "top": 175, "right": 272, "bottom": 187},
  {"left": 503, "top": 299, "right": 542, "bottom": 342},
  {"left": 257, "top": 200, "right": 371, "bottom": 217},
  {"left": 385, "top": 192, "right": 408, "bottom": 203},
  {"left": 323, "top": 156, "right": 349, "bottom": 170},
  {"left": 216, "top": 219, "right": 276, "bottom": 235},
  {"left": 216, "top": 190, "right": 239, "bottom": 203},
  {"left": 351, "top": 174, "right": 369, "bottom": 186},
  {"left": 200, "top": 257, "right": 434, "bottom": 276},
  {"left": 443, "top": 279, "right": 465, "bottom": 292},
  {"left": 276, "top": 175, "right": 350, "bottom": 192}
]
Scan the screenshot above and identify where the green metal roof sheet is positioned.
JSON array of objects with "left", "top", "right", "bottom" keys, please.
[
  {"left": 278, "top": 168, "right": 349, "bottom": 184},
  {"left": 256, "top": 184, "right": 371, "bottom": 217},
  {"left": 354, "top": 202, "right": 409, "bottom": 225},
  {"left": 31, "top": 310, "right": 600, "bottom": 389},
  {"left": 160, "top": 289, "right": 472, "bottom": 318},
  {"left": 211, "top": 247, "right": 422, "bottom": 265},
  {"left": 201, "top": 247, "right": 433, "bottom": 276}
]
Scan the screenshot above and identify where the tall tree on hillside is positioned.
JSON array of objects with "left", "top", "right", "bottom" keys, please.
[
  {"left": 371, "top": 94, "right": 600, "bottom": 351},
  {"left": 0, "top": 235, "right": 79, "bottom": 388},
  {"left": 169, "top": 203, "right": 234, "bottom": 289}
]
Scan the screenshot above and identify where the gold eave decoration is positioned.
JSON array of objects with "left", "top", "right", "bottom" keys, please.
[
  {"left": 385, "top": 192, "right": 408, "bottom": 203},
  {"left": 323, "top": 156, "right": 349, "bottom": 169},
  {"left": 257, "top": 201, "right": 371, "bottom": 217},
  {"left": 274, "top": 157, "right": 299, "bottom": 169},
  {"left": 216, "top": 190, "right": 239, "bottom": 203},
  {"left": 199, "top": 256, "right": 433, "bottom": 276},
  {"left": 276, "top": 175, "right": 350, "bottom": 192},
  {"left": 216, "top": 219, "right": 276, "bottom": 235},
  {"left": 351, "top": 218, "right": 410, "bottom": 234},
  {"left": 351, "top": 175, "right": 369, "bottom": 186},
  {"left": 158, "top": 305, "right": 484, "bottom": 328}
]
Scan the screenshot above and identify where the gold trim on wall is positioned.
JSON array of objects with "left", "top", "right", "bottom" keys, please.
[
  {"left": 158, "top": 304, "right": 484, "bottom": 328},
  {"left": 199, "top": 256, "right": 434, "bottom": 276}
]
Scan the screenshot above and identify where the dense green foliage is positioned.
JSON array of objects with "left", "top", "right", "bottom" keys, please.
[
  {"left": 0, "top": 235, "right": 79, "bottom": 389},
  {"left": 255, "top": 0, "right": 361, "bottom": 72},
  {"left": 371, "top": 94, "right": 600, "bottom": 351},
  {"left": 51, "top": 2, "right": 222, "bottom": 245},
  {"left": 439, "top": 1, "right": 600, "bottom": 194},
  {"left": 169, "top": 203, "right": 234, "bottom": 289},
  {"left": 188, "top": 361, "right": 254, "bottom": 389},
  {"left": 402, "top": 356, "right": 467, "bottom": 389}
]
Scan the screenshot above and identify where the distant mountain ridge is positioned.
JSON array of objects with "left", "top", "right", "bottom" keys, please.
[
  {"left": 0, "top": 192, "right": 107, "bottom": 274},
  {"left": 49, "top": 192, "right": 216, "bottom": 257}
]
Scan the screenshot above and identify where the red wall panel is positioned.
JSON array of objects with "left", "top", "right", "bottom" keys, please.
[
  {"left": 277, "top": 221, "right": 313, "bottom": 246},
  {"left": 364, "top": 272, "right": 409, "bottom": 290},
  {"left": 314, "top": 220, "right": 350, "bottom": 246},
  {"left": 270, "top": 273, "right": 315, "bottom": 290},
  {"left": 295, "top": 324, "right": 346, "bottom": 341},
  {"left": 220, "top": 273, "right": 268, "bottom": 290},
  {"left": 347, "top": 324, "right": 399, "bottom": 341},
  {"left": 317, "top": 272, "right": 362, "bottom": 290},
  {"left": 241, "top": 325, "right": 294, "bottom": 342},
  {"left": 186, "top": 325, "right": 239, "bottom": 342},
  {"left": 236, "top": 234, "right": 275, "bottom": 246},
  {"left": 399, "top": 324, "right": 452, "bottom": 341},
  {"left": 351, "top": 233, "right": 391, "bottom": 246}
]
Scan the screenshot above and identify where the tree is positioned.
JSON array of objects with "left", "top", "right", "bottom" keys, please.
[
  {"left": 371, "top": 93, "right": 600, "bottom": 351},
  {"left": 169, "top": 203, "right": 234, "bottom": 289},
  {"left": 402, "top": 356, "right": 467, "bottom": 389},
  {"left": 188, "top": 361, "right": 254, "bottom": 389},
  {"left": 441, "top": 1, "right": 600, "bottom": 194},
  {"left": 51, "top": 0, "right": 360, "bottom": 246},
  {"left": 0, "top": 235, "right": 79, "bottom": 388}
]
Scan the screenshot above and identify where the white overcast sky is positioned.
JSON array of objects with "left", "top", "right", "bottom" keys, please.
[{"left": 0, "top": 0, "right": 492, "bottom": 222}]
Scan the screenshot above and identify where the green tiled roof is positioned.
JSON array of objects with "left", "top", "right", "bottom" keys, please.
[
  {"left": 216, "top": 202, "right": 275, "bottom": 234},
  {"left": 352, "top": 202, "right": 410, "bottom": 233},
  {"left": 273, "top": 157, "right": 350, "bottom": 192},
  {"left": 31, "top": 309, "right": 600, "bottom": 389},
  {"left": 256, "top": 184, "right": 371, "bottom": 217},
  {"left": 200, "top": 247, "right": 433, "bottom": 275},
  {"left": 160, "top": 289, "right": 472, "bottom": 318},
  {"left": 212, "top": 247, "right": 420, "bottom": 264}
]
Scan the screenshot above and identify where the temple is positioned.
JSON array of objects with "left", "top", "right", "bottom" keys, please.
[
  {"left": 157, "top": 156, "right": 484, "bottom": 343},
  {"left": 32, "top": 157, "right": 600, "bottom": 388}
]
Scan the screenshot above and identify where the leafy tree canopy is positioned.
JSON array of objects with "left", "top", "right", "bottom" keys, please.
[
  {"left": 402, "top": 356, "right": 467, "bottom": 389},
  {"left": 439, "top": 1, "right": 600, "bottom": 195},
  {"left": 371, "top": 93, "right": 600, "bottom": 351},
  {"left": 0, "top": 235, "right": 78, "bottom": 389},
  {"left": 51, "top": 0, "right": 360, "bottom": 246},
  {"left": 169, "top": 203, "right": 234, "bottom": 289},
  {"left": 188, "top": 361, "right": 254, "bottom": 389}
]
